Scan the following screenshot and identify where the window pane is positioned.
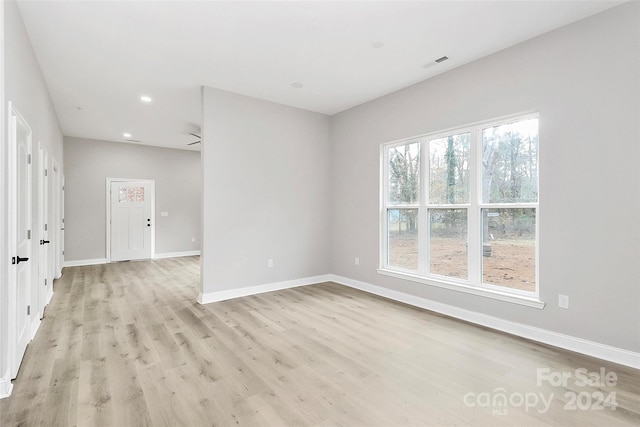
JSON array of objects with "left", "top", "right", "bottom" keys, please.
[
  {"left": 388, "top": 142, "right": 420, "bottom": 204},
  {"left": 119, "top": 185, "right": 144, "bottom": 203},
  {"left": 429, "top": 133, "right": 470, "bottom": 204},
  {"left": 429, "top": 209, "right": 467, "bottom": 279},
  {"left": 388, "top": 209, "right": 418, "bottom": 270},
  {"left": 482, "top": 118, "right": 538, "bottom": 203},
  {"left": 482, "top": 208, "right": 536, "bottom": 291}
]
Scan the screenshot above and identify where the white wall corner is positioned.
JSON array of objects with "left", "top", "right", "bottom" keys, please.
[
  {"left": 199, "top": 274, "right": 333, "bottom": 305},
  {"left": 328, "top": 274, "right": 640, "bottom": 370},
  {"left": 0, "top": 374, "right": 13, "bottom": 399},
  {"left": 63, "top": 258, "right": 107, "bottom": 268}
]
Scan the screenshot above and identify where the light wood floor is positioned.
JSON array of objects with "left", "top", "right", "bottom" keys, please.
[{"left": 1, "top": 256, "right": 639, "bottom": 426}]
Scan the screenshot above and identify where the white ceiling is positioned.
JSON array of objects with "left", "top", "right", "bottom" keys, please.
[{"left": 17, "top": 0, "right": 624, "bottom": 151}]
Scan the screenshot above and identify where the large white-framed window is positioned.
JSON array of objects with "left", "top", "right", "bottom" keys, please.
[{"left": 380, "top": 113, "right": 542, "bottom": 308}]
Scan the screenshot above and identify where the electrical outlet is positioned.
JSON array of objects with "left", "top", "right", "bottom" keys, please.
[
  {"left": 558, "top": 294, "right": 569, "bottom": 309},
  {"left": 354, "top": 257, "right": 360, "bottom": 266},
  {"left": 268, "top": 259, "right": 274, "bottom": 268}
]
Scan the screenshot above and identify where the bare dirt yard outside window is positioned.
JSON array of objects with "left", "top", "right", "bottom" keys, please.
[{"left": 389, "top": 234, "right": 536, "bottom": 292}]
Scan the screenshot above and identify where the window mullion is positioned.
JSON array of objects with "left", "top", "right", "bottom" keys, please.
[
  {"left": 418, "top": 140, "right": 428, "bottom": 275},
  {"left": 467, "top": 129, "right": 481, "bottom": 282}
]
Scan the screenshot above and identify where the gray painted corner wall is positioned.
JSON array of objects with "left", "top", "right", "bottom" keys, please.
[
  {"left": 2, "top": 0, "right": 64, "bottom": 394},
  {"left": 201, "top": 87, "right": 331, "bottom": 295},
  {"left": 64, "top": 137, "right": 201, "bottom": 261},
  {"left": 330, "top": 2, "right": 640, "bottom": 352}
]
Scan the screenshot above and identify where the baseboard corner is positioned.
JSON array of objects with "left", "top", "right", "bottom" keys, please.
[
  {"left": 199, "top": 274, "right": 332, "bottom": 305},
  {"left": 63, "top": 258, "right": 107, "bottom": 267},
  {"left": 154, "top": 250, "right": 201, "bottom": 259}
]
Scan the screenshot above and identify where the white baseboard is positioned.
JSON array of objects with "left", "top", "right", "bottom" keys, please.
[
  {"left": 328, "top": 274, "right": 640, "bottom": 370},
  {"left": 29, "top": 317, "right": 41, "bottom": 341},
  {"left": 198, "top": 274, "right": 333, "bottom": 305},
  {"left": 154, "top": 250, "right": 200, "bottom": 259},
  {"left": 0, "top": 375, "right": 13, "bottom": 399},
  {"left": 63, "top": 251, "right": 200, "bottom": 267},
  {"left": 50, "top": 259, "right": 640, "bottom": 369},
  {"left": 63, "top": 258, "right": 107, "bottom": 267}
]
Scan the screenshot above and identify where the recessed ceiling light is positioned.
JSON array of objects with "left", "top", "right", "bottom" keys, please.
[
  {"left": 140, "top": 95, "right": 152, "bottom": 103},
  {"left": 372, "top": 42, "right": 384, "bottom": 49},
  {"left": 123, "top": 132, "right": 132, "bottom": 138},
  {"left": 290, "top": 82, "right": 304, "bottom": 89}
]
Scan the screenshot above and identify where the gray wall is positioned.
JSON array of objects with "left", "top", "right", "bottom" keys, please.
[
  {"left": 330, "top": 2, "right": 639, "bottom": 352},
  {"left": 2, "top": 0, "right": 64, "bottom": 394},
  {"left": 201, "top": 87, "right": 331, "bottom": 295},
  {"left": 64, "top": 137, "right": 200, "bottom": 261}
]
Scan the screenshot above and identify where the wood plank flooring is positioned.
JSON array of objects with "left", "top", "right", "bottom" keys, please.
[{"left": 1, "top": 256, "right": 639, "bottom": 426}]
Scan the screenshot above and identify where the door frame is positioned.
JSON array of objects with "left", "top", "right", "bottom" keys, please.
[
  {"left": 105, "top": 178, "right": 155, "bottom": 263},
  {"left": 37, "top": 143, "right": 48, "bottom": 320},
  {"left": 7, "top": 101, "right": 34, "bottom": 379},
  {"left": 51, "top": 157, "right": 61, "bottom": 280},
  {"left": 0, "top": 0, "right": 9, "bottom": 398},
  {"left": 59, "top": 174, "right": 65, "bottom": 277}
]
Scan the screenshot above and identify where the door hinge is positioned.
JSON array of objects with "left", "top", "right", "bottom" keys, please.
[
  {"left": 27, "top": 229, "right": 31, "bottom": 239},
  {"left": 45, "top": 278, "right": 47, "bottom": 287},
  {"left": 44, "top": 169, "right": 48, "bottom": 176},
  {"left": 27, "top": 154, "right": 32, "bottom": 164},
  {"left": 44, "top": 224, "right": 48, "bottom": 231},
  {"left": 27, "top": 305, "right": 31, "bottom": 316}
]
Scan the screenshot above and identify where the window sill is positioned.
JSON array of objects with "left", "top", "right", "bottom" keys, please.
[{"left": 377, "top": 268, "right": 546, "bottom": 309}]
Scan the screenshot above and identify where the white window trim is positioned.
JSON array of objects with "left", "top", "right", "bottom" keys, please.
[{"left": 380, "top": 112, "right": 543, "bottom": 309}]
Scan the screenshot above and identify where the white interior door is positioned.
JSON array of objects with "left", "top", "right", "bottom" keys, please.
[
  {"left": 8, "top": 103, "right": 33, "bottom": 378},
  {"left": 110, "top": 181, "right": 153, "bottom": 261},
  {"left": 37, "top": 145, "right": 49, "bottom": 319}
]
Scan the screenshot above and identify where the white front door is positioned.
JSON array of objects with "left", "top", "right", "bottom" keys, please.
[
  {"left": 8, "top": 103, "right": 33, "bottom": 378},
  {"left": 110, "top": 181, "right": 153, "bottom": 261},
  {"left": 37, "top": 145, "right": 49, "bottom": 319}
]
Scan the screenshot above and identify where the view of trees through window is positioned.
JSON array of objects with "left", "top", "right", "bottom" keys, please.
[{"left": 384, "top": 116, "right": 538, "bottom": 293}]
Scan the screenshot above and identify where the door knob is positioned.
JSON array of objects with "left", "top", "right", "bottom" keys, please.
[
  {"left": 40, "top": 240, "right": 50, "bottom": 245},
  {"left": 16, "top": 256, "right": 29, "bottom": 264}
]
